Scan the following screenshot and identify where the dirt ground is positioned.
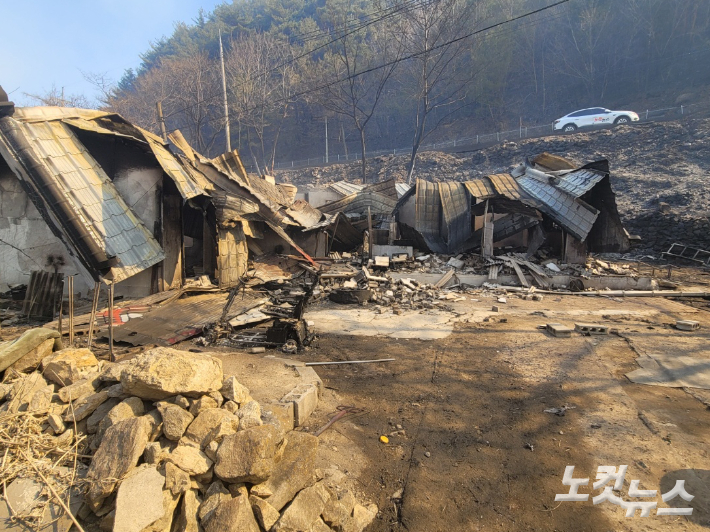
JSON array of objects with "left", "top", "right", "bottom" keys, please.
[{"left": 295, "top": 291, "right": 710, "bottom": 531}]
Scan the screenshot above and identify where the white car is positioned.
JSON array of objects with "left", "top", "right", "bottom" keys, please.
[{"left": 553, "top": 107, "right": 640, "bottom": 132}]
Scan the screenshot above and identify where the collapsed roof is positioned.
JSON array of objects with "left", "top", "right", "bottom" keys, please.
[{"left": 395, "top": 153, "right": 630, "bottom": 255}]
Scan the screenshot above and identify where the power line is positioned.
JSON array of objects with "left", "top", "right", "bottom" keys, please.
[{"left": 164, "top": 0, "right": 572, "bottom": 131}]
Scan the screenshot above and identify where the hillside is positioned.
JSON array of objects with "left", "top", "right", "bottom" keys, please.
[{"left": 276, "top": 118, "right": 710, "bottom": 254}]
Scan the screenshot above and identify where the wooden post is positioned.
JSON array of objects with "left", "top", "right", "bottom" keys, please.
[
  {"left": 108, "top": 282, "right": 115, "bottom": 362},
  {"left": 156, "top": 102, "right": 168, "bottom": 142},
  {"left": 87, "top": 282, "right": 100, "bottom": 349},
  {"left": 367, "top": 207, "right": 373, "bottom": 258},
  {"left": 67, "top": 276, "right": 74, "bottom": 347}
]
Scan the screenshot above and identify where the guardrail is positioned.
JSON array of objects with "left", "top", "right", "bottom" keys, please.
[{"left": 246, "top": 101, "right": 708, "bottom": 172}]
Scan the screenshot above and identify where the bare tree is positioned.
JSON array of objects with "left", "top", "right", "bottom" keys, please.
[
  {"left": 226, "top": 32, "right": 300, "bottom": 173},
  {"left": 311, "top": 0, "right": 403, "bottom": 183},
  {"left": 23, "top": 84, "right": 93, "bottom": 108},
  {"left": 392, "top": 0, "right": 480, "bottom": 184}
]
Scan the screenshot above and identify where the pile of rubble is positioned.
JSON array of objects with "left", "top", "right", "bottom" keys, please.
[{"left": 0, "top": 330, "right": 376, "bottom": 532}]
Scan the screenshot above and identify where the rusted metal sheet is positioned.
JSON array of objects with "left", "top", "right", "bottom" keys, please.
[
  {"left": 103, "top": 291, "right": 266, "bottom": 346},
  {"left": 438, "top": 181, "right": 471, "bottom": 253},
  {"left": 487, "top": 173, "right": 527, "bottom": 201},
  {"left": 216, "top": 225, "right": 248, "bottom": 289},
  {"left": 212, "top": 190, "right": 260, "bottom": 225},
  {"left": 464, "top": 178, "right": 496, "bottom": 200},
  {"left": 531, "top": 152, "right": 576, "bottom": 171},
  {"left": 22, "top": 271, "right": 64, "bottom": 319}
]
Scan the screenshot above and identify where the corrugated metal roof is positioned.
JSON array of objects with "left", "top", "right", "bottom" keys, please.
[
  {"left": 555, "top": 169, "right": 606, "bottom": 198},
  {"left": 140, "top": 131, "right": 207, "bottom": 200},
  {"left": 19, "top": 119, "right": 164, "bottom": 283},
  {"left": 318, "top": 190, "right": 397, "bottom": 216},
  {"left": 487, "top": 173, "right": 527, "bottom": 200},
  {"left": 414, "top": 180, "right": 447, "bottom": 253},
  {"left": 517, "top": 174, "right": 599, "bottom": 241},
  {"left": 13, "top": 106, "right": 113, "bottom": 123},
  {"left": 329, "top": 181, "right": 364, "bottom": 197},
  {"left": 438, "top": 181, "right": 471, "bottom": 252},
  {"left": 464, "top": 178, "right": 496, "bottom": 199},
  {"left": 395, "top": 183, "right": 411, "bottom": 198}
]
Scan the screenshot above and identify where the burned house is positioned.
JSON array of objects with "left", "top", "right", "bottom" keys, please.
[
  {"left": 0, "top": 97, "right": 337, "bottom": 302},
  {"left": 393, "top": 153, "right": 630, "bottom": 262}
]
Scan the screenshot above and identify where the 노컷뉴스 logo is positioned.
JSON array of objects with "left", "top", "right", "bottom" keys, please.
[{"left": 555, "top": 466, "right": 694, "bottom": 517}]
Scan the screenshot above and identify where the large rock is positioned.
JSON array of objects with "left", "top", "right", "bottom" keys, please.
[
  {"left": 158, "top": 403, "right": 194, "bottom": 441},
  {"left": 9, "top": 338, "right": 55, "bottom": 373},
  {"left": 113, "top": 466, "right": 166, "bottom": 532},
  {"left": 42, "top": 348, "right": 99, "bottom": 386},
  {"left": 119, "top": 348, "right": 223, "bottom": 400},
  {"left": 173, "top": 488, "right": 202, "bottom": 532},
  {"left": 92, "top": 397, "right": 145, "bottom": 450},
  {"left": 58, "top": 375, "right": 100, "bottom": 403},
  {"left": 165, "top": 445, "right": 213, "bottom": 476},
  {"left": 164, "top": 462, "right": 191, "bottom": 495},
  {"left": 214, "top": 425, "right": 278, "bottom": 484},
  {"left": 349, "top": 503, "right": 378, "bottom": 532},
  {"left": 86, "top": 398, "right": 120, "bottom": 434},
  {"left": 184, "top": 409, "right": 238, "bottom": 448},
  {"left": 86, "top": 416, "right": 152, "bottom": 509},
  {"left": 0, "top": 328, "right": 60, "bottom": 372},
  {"left": 203, "top": 496, "right": 260, "bottom": 532},
  {"left": 4, "top": 372, "right": 49, "bottom": 413},
  {"left": 250, "top": 432, "right": 319, "bottom": 510},
  {"left": 221, "top": 376, "right": 251, "bottom": 404},
  {"left": 143, "top": 489, "right": 180, "bottom": 532},
  {"left": 64, "top": 390, "right": 109, "bottom": 422},
  {"left": 272, "top": 482, "right": 332, "bottom": 532},
  {"left": 198, "top": 482, "right": 231, "bottom": 523},
  {"left": 189, "top": 396, "right": 218, "bottom": 417},
  {"left": 237, "top": 400, "right": 262, "bottom": 430},
  {"left": 28, "top": 384, "right": 54, "bottom": 413},
  {"left": 249, "top": 495, "right": 280, "bottom": 531}
]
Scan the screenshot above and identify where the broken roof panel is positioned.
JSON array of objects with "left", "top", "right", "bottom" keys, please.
[
  {"left": 517, "top": 174, "right": 599, "bottom": 241},
  {"left": 16, "top": 119, "right": 164, "bottom": 282},
  {"left": 487, "top": 173, "right": 527, "bottom": 201},
  {"left": 531, "top": 152, "right": 576, "bottom": 171},
  {"left": 464, "top": 178, "right": 496, "bottom": 200},
  {"left": 414, "top": 179, "right": 447, "bottom": 254},
  {"left": 395, "top": 183, "right": 411, "bottom": 198},
  {"left": 438, "top": 181, "right": 471, "bottom": 253},
  {"left": 329, "top": 181, "right": 364, "bottom": 197},
  {"left": 555, "top": 169, "right": 606, "bottom": 198},
  {"left": 318, "top": 190, "right": 397, "bottom": 216}
]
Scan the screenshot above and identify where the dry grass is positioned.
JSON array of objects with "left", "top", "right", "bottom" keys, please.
[{"left": 0, "top": 387, "right": 88, "bottom": 531}]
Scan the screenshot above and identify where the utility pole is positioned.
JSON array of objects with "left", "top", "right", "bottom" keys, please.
[
  {"left": 155, "top": 101, "right": 168, "bottom": 141},
  {"left": 219, "top": 29, "right": 231, "bottom": 153},
  {"left": 325, "top": 116, "right": 329, "bottom": 164}
]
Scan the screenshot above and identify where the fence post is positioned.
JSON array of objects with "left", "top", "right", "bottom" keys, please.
[
  {"left": 497, "top": 132, "right": 499, "bottom": 142},
  {"left": 477, "top": 135, "right": 479, "bottom": 144},
  {"left": 681, "top": 105, "right": 684, "bottom": 115},
  {"left": 646, "top": 110, "right": 649, "bottom": 120}
]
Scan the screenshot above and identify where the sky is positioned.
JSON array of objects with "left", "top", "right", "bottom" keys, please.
[{"left": 3, "top": 0, "right": 226, "bottom": 106}]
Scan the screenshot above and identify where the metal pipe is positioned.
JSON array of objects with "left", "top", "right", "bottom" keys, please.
[
  {"left": 68, "top": 276, "right": 74, "bottom": 347},
  {"left": 87, "top": 282, "right": 100, "bottom": 349},
  {"left": 108, "top": 282, "right": 115, "bottom": 362},
  {"left": 303, "top": 358, "right": 395, "bottom": 366}
]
